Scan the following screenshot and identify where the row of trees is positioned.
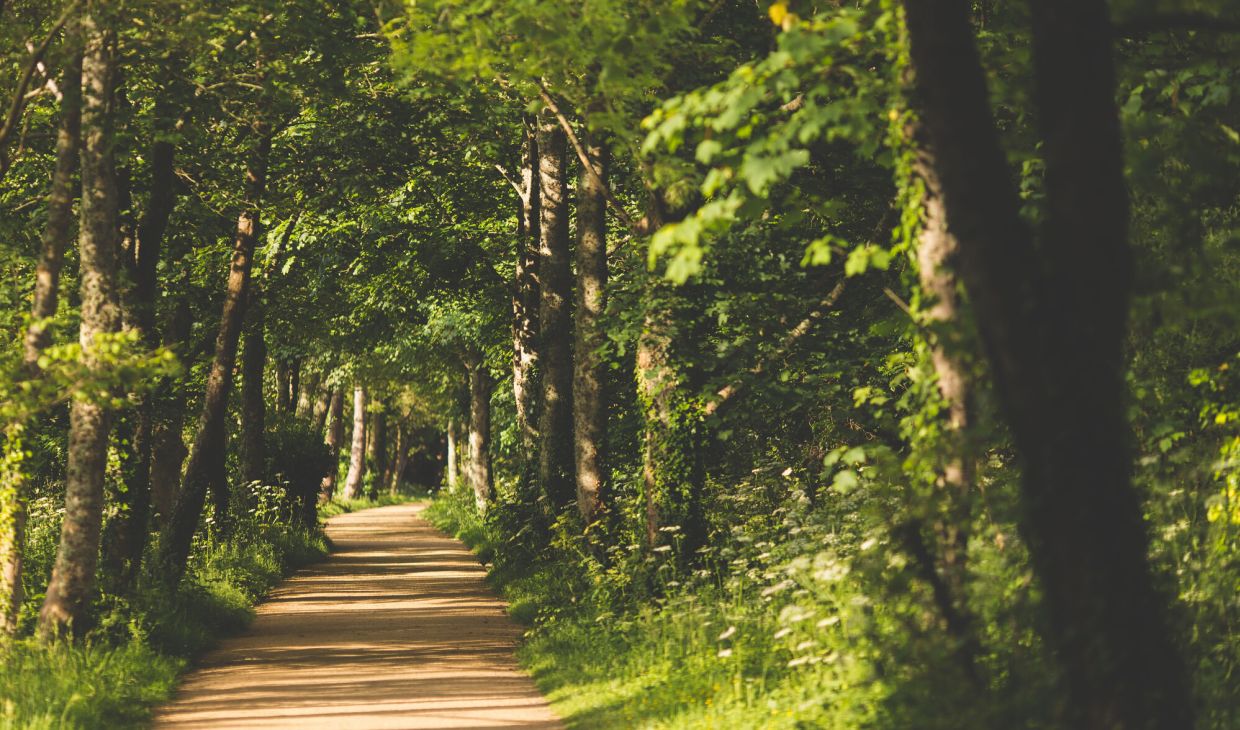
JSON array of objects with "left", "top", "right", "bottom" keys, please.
[{"left": 1, "top": 0, "right": 1236, "bottom": 727}]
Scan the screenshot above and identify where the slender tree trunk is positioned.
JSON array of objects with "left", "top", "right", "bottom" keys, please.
[
  {"left": 149, "top": 293, "right": 191, "bottom": 526},
  {"left": 276, "top": 362, "right": 291, "bottom": 413},
  {"left": 902, "top": 2, "right": 1193, "bottom": 726},
  {"left": 288, "top": 360, "right": 300, "bottom": 414},
  {"left": 467, "top": 354, "right": 493, "bottom": 513},
  {"left": 39, "top": 12, "right": 122, "bottom": 636},
  {"left": 446, "top": 420, "right": 459, "bottom": 491},
  {"left": 0, "top": 48, "right": 80, "bottom": 635},
  {"left": 312, "top": 384, "right": 331, "bottom": 435},
  {"left": 366, "top": 401, "right": 386, "bottom": 500},
  {"left": 319, "top": 388, "right": 344, "bottom": 501},
  {"left": 157, "top": 121, "right": 271, "bottom": 586},
  {"left": 535, "top": 112, "right": 575, "bottom": 511},
  {"left": 341, "top": 384, "right": 367, "bottom": 500},
  {"left": 573, "top": 136, "right": 608, "bottom": 524},
  {"left": 388, "top": 423, "right": 408, "bottom": 497},
  {"left": 513, "top": 119, "right": 541, "bottom": 496},
  {"left": 297, "top": 371, "right": 320, "bottom": 420},
  {"left": 239, "top": 292, "right": 267, "bottom": 484}
]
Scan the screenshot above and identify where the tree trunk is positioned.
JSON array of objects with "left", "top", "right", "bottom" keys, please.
[
  {"left": 39, "top": 12, "right": 122, "bottom": 636},
  {"left": 388, "top": 423, "right": 408, "bottom": 497},
  {"left": 512, "top": 119, "right": 541, "bottom": 497},
  {"left": 341, "top": 384, "right": 367, "bottom": 500},
  {"left": 276, "top": 361, "right": 291, "bottom": 413},
  {"left": 287, "top": 360, "right": 300, "bottom": 414},
  {"left": 573, "top": 136, "right": 608, "bottom": 525},
  {"left": 0, "top": 48, "right": 80, "bottom": 635},
  {"left": 535, "top": 112, "right": 575, "bottom": 511},
  {"left": 297, "top": 371, "right": 320, "bottom": 420},
  {"left": 319, "top": 388, "right": 344, "bottom": 501},
  {"left": 902, "top": 1, "right": 1193, "bottom": 726},
  {"left": 312, "top": 384, "right": 331, "bottom": 435},
  {"left": 239, "top": 292, "right": 267, "bottom": 484},
  {"left": 446, "top": 420, "right": 459, "bottom": 492},
  {"left": 366, "top": 401, "right": 386, "bottom": 500},
  {"left": 149, "top": 293, "right": 192, "bottom": 526},
  {"left": 467, "top": 354, "right": 493, "bottom": 513},
  {"left": 156, "top": 121, "right": 271, "bottom": 586}
]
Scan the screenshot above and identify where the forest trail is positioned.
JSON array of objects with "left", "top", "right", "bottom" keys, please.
[{"left": 151, "top": 503, "right": 562, "bottom": 729}]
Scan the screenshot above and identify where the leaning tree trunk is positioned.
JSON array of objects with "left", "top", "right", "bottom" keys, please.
[
  {"left": 535, "top": 112, "right": 575, "bottom": 512},
  {"left": 512, "top": 119, "right": 541, "bottom": 499},
  {"left": 157, "top": 122, "right": 271, "bottom": 586},
  {"left": 39, "top": 12, "right": 122, "bottom": 636},
  {"left": 366, "top": 402, "right": 386, "bottom": 500},
  {"left": 573, "top": 135, "right": 608, "bottom": 525},
  {"left": 341, "top": 384, "right": 367, "bottom": 500},
  {"left": 319, "top": 388, "right": 345, "bottom": 501},
  {"left": 902, "top": 1, "right": 1193, "bottom": 727},
  {"left": 466, "top": 354, "right": 494, "bottom": 513},
  {"left": 0, "top": 48, "right": 80, "bottom": 635},
  {"left": 239, "top": 292, "right": 267, "bottom": 484}
]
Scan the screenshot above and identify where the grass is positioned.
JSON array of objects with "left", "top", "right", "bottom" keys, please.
[{"left": 0, "top": 493, "right": 412, "bottom": 729}]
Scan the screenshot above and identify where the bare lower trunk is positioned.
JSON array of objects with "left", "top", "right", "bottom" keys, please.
[
  {"left": 467, "top": 355, "right": 493, "bottom": 513},
  {"left": 366, "top": 402, "right": 386, "bottom": 500},
  {"left": 535, "top": 112, "right": 575, "bottom": 511},
  {"left": 446, "top": 420, "right": 459, "bottom": 491},
  {"left": 276, "top": 362, "right": 291, "bottom": 413},
  {"left": 388, "top": 424, "right": 408, "bottom": 497},
  {"left": 288, "top": 361, "right": 300, "bottom": 414},
  {"left": 39, "top": 13, "right": 122, "bottom": 636},
  {"left": 297, "top": 371, "right": 320, "bottom": 420},
  {"left": 903, "top": 1, "right": 1193, "bottom": 725},
  {"left": 319, "top": 388, "right": 344, "bottom": 501},
  {"left": 513, "top": 120, "right": 541, "bottom": 497},
  {"left": 157, "top": 122, "right": 271, "bottom": 586},
  {"left": 342, "top": 384, "right": 367, "bottom": 500},
  {"left": 573, "top": 136, "right": 608, "bottom": 524},
  {"left": 0, "top": 48, "right": 80, "bottom": 634},
  {"left": 239, "top": 294, "right": 267, "bottom": 484},
  {"left": 312, "top": 385, "right": 331, "bottom": 435}
]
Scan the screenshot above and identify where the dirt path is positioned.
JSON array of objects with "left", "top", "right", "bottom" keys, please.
[{"left": 152, "top": 503, "right": 562, "bottom": 729}]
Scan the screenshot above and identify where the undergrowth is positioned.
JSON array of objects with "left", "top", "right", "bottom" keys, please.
[{"left": 0, "top": 494, "right": 400, "bottom": 729}]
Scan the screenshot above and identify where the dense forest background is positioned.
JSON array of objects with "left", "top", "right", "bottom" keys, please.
[{"left": 0, "top": 0, "right": 1237, "bottom": 727}]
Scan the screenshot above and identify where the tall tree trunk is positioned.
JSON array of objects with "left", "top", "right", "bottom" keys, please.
[
  {"left": 341, "top": 384, "right": 367, "bottom": 500},
  {"left": 239, "top": 292, "right": 267, "bottom": 484},
  {"left": 0, "top": 48, "right": 80, "bottom": 635},
  {"left": 535, "top": 112, "right": 575, "bottom": 511},
  {"left": 276, "top": 361, "right": 291, "bottom": 413},
  {"left": 446, "top": 420, "right": 459, "bottom": 492},
  {"left": 312, "top": 384, "right": 331, "bottom": 435},
  {"left": 39, "top": 12, "right": 122, "bottom": 636},
  {"left": 512, "top": 119, "right": 541, "bottom": 497},
  {"left": 157, "top": 122, "right": 271, "bottom": 586},
  {"left": 573, "top": 136, "right": 608, "bottom": 525},
  {"left": 366, "top": 401, "right": 386, "bottom": 500},
  {"left": 388, "top": 423, "right": 408, "bottom": 497},
  {"left": 101, "top": 80, "right": 182, "bottom": 593},
  {"left": 297, "top": 371, "right": 320, "bottom": 420},
  {"left": 149, "top": 293, "right": 191, "bottom": 526},
  {"left": 902, "top": 2, "right": 1193, "bottom": 727},
  {"left": 287, "top": 360, "right": 300, "bottom": 414},
  {"left": 319, "top": 388, "right": 344, "bottom": 501},
  {"left": 467, "top": 354, "right": 493, "bottom": 513}
]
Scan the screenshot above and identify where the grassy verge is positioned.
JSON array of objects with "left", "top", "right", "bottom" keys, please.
[{"left": 0, "top": 494, "right": 411, "bottom": 729}]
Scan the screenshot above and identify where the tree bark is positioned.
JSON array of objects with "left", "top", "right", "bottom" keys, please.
[
  {"left": 157, "top": 122, "right": 271, "bottom": 586},
  {"left": 319, "top": 388, "right": 344, "bottom": 501},
  {"left": 312, "top": 384, "right": 331, "bottom": 435},
  {"left": 535, "top": 112, "right": 575, "bottom": 511},
  {"left": 366, "top": 401, "right": 386, "bottom": 500},
  {"left": 341, "top": 384, "right": 367, "bottom": 500},
  {"left": 0, "top": 48, "right": 80, "bottom": 635},
  {"left": 239, "top": 292, "right": 267, "bottom": 484},
  {"left": 297, "top": 371, "right": 320, "bottom": 420},
  {"left": 276, "top": 361, "right": 291, "bottom": 413},
  {"left": 902, "top": 1, "right": 1193, "bottom": 726},
  {"left": 287, "top": 360, "right": 300, "bottom": 414},
  {"left": 388, "top": 423, "right": 408, "bottom": 497},
  {"left": 39, "top": 11, "right": 122, "bottom": 636},
  {"left": 446, "top": 419, "right": 459, "bottom": 492},
  {"left": 467, "top": 354, "right": 494, "bottom": 513},
  {"left": 573, "top": 136, "right": 608, "bottom": 524},
  {"left": 149, "top": 293, "right": 192, "bottom": 526},
  {"left": 512, "top": 119, "right": 541, "bottom": 497}
]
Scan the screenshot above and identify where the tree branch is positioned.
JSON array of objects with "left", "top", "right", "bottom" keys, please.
[{"left": 0, "top": 0, "right": 82, "bottom": 179}]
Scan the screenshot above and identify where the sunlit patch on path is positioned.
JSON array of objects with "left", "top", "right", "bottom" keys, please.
[{"left": 152, "top": 503, "right": 562, "bottom": 729}]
